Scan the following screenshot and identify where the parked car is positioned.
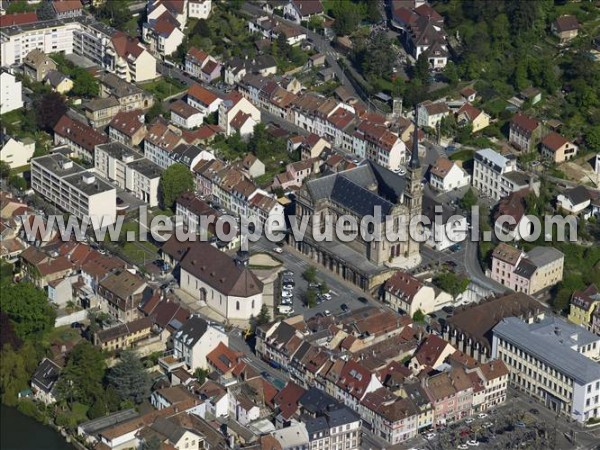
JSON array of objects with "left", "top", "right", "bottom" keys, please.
[
  {"left": 308, "top": 282, "right": 321, "bottom": 289},
  {"left": 324, "top": 310, "right": 331, "bottom": 317},
  {"left": 466, "top": 441, "right": 480, "bottom": 447},
  {"left": 458, "top": 445, "right": 469, "bottom": 450},
  {"left": 515, "top": 421, "right": 526, "bottom": 428},
  {"left": 477, "top": 413, "right": 488, "bottom": 419},
  {"left": 273, "top": 247, "right": 283, "bottom": 254},
  {"left": 465, "top": 418, "right": 474, "bottom": 424},
  {"left": 322, "top": 293, "right": 332, "bottom": 301},
  {"left": 281, "top": 291, "right": 293, "bottom": 298},
  {"left": 529, "top": 408, "right": 539, "bottom": 415},
  {"left": 426, "top": 433, "right": 436, "bottom": 440},
  {"left": 340, "top": 303, "right": 350, "bottom": 313},
  {"left": 358, "top": 296, "right": 369, "bottom": 304}
]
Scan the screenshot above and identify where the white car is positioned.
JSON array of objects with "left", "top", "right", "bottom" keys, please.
[
  {"left": 281, "top": 290, "right": 293, "bottom": 298},
  {"left": 465, "top": 418, "right": 474, "bottom": 424},
  {"left": 477, "top": 413, "right": 488, "bottom": 419},
  {"left": 466, "top": 441, "right": 480, "bottom": 447},
  {"left": 425, "top": 432, "right": 436, "bottom": 440},
  {"left": 457, "top": 445, "right": 469, "bottom": 450},
  {"left": 273, "top": 247, "right": 283, "bottom": 254},
  {"left": 482, "top": 421, "right": 493, "bottom": 428},
  {"left": 322, "top": 293, "right": 332, "bottom": 300}
]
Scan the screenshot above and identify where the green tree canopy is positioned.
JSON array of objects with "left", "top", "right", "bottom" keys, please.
[
  {"left": 303, "top": 266, "right": 317, "bottom": 283},
  {"left": 459, "top": 188, "right": 478, "bottom": 211},
  {"left": 433, "top": 272, "right": 470, "bottom": 298},
  {"left": 35, "top": 91, "right": 67, "bottom": 132},
  {"left": 55, "top": 341, "right": 106, "bottom": 407},
  {"left": 106, "top": 350, "right": 151, "bottom": 405},
  {"left": 158, "top": 163, "right": 195, "bottom": 210},
  {"left": 256, "top": 304, "right": 271, "bottom": 326},
  {"left": 0, "top": 282, "right": 56, "bottom": 340}
]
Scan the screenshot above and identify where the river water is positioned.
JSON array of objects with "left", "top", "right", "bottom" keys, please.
[{"left": 1, "top": 404, "right": 75, "bottom": 450}]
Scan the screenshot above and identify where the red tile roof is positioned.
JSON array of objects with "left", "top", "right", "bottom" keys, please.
[
  {"left": 170, "top": 99, "right": 201, "bottom": 119},
  {"left": 414, "top": 334, "right": 454, "bottom": 366},
  {"left": 540, "top": 132, "right": 568, "bottom": 152},
  {"left": 291, "top": 0, "right": 323, "bottom": 16},
  {"left": 457, "top": 103, "right": 482, "bottom": 121},
  {"left": 511, "top": 113, "right": 540, "bottom": 134},
  {"left": 337, "top": 360, "right": 373, "bottom": 399},
  {"left": 206, "top": 342, "right": 243, "bottom": 374},
  {"left": 273, "top": 382, "right": 307, "bottom": 420},
  {"left": 111, "top": 31, "right": 144, "bottom": 59},
  {"left": 384, "top": 270, "right": 423, "bottom": 304},
  {"left": 187, "top": 47, "right": 209, "bottom": 64},
  {"left": 230, "top": 111, "right": 252, "bottom": 131},
  {"left": 188, "top": 83, "right": 219, "bottom": 107},
  {"left": 0, "top": 12, "right": 38, "bottom": 28},
  {"left": 554, "top": 15, "right": 579, "bottom": 33},
  {"left": 52, "top": 1, "right": 82, "bottom": 14},
  {"left": 109, "top": 109, "right": 146, "bottom": 137},
  {"left": 53, "top": 115, "right": 108, "bottom": 153},
  {"left": 430, "top": 157, "right": 455, "bottom": 179}
]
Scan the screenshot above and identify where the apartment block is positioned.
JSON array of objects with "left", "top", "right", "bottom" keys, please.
[
  {"left": 472, "top": 148, "right": 519, "bottom": 201},
  {"left": 31, "top": 153, "right": 117, "bottom": 226},
  {"left": 493, "top": 316, "right": 600, "bottom": 423},
  {"left": 95, "top": 142, "right": 162, "bottom": 207}
]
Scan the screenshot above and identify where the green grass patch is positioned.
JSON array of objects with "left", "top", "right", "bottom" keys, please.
[
  {"left": 449, "top": 149, "right": 474, "bottom": 162},
  {"left": 44, "top": 326, "right": 83, "bottom": 347},
  {"left": 139, "top": 77, "right": 187, "bottom": 101}
]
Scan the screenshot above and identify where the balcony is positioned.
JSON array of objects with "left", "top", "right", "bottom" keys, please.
[{"left": 158, "top": 351, "right": 185, "bottom": 372}]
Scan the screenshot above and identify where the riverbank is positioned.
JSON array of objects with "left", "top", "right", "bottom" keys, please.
[{"left": 1, "top": 404, "right": 75, "bottom": 450}]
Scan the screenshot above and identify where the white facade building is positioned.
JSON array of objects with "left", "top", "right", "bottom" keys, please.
[
  {"left": 188, "top": 0, "right": 212, "bottom": 19},
  {"left": 173, "top": 316, "right": 228, "bottom": 371},
  {"left": 0, "top": 71, "right": 23, "bottom": 114},
  {"left": 0, "top": 135, "right": 34, "bottom": 169},
  {"left": 493, "top": 316, "right": 600, "bottom": 423},
  {"left": 31, "top": 153, "right": 117, "bottom": 226},
  {"left": 472, "top": 148, "right": 518, "bottom": 201}
]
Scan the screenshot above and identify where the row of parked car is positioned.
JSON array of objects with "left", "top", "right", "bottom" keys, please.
[{"left": 278, "top": 271, "right": 295, "bottom": 315}]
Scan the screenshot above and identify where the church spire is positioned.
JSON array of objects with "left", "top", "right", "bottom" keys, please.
[{"left": 409, "top": 106, "right": 421, "bottom": 170}]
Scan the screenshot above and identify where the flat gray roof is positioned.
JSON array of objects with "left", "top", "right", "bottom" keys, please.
[
  {"left": 526, "top": 246, "right": 564, "bottom": 268},
  {"left": 96, "top": 142, "right": 143, "bottom": 161},
  {"left": 475, "top": 148, "right": 515, "bottom": 169},
  {"left": 127, "top": 158, "right": 163, "bottom": 180},
  {"left": 63, "top": 171, "right": 115, "bottom": 196},
  {"left": 493, "top": 316, "right": 600, "bottom": 385},
  {"left": 33, "top": 153, "right": 85, "bottom": 177}
]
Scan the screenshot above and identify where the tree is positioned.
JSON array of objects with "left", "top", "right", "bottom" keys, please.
[
  {"left": 256, "top": 304, "right": 271, "bottom": 326},
  {"left": 433, "top": 272, "right": 470, "bottom": 298},
  {"left": 1, "top": 282, "right": 56, "bottom": 340},
  {"left": 145, "top": 102, "right": 164, "bottom": 124},
  {"left": 443, "top": 61, "right": 459, "bottom": 86},
  {"left": 158, "top": 163, "right": 195, "bottom": 210},
  {"left": 0, "top": 311, "right": 21, "bottom": 351},
  {"left": 0, "top": 342, "right": 39, "bottom": 405},
  {"left": 414, "top": 52, "right": 431, "bottom": 86},
  {"left": 194, "top": 19, "right": 212, "bottom": 38},
  {"left": 412, "top": 309, "right": 425, "bottom": 322},
  {"left": 36, "top": 1, "right": 55, "bottom": 20},
  {"left": 332, "top": 0, "right": 365, "bottom": 36},
  {"left": 97, "top": 1, "right": 129, "bottom": 28},
  {"left": 305, "top": 290, "right": 317, "bottom": 308},
  {"left": 35, "top": 91, "right": 67, "bottom": 132},
  {"left": 319, "top": 282, "right": 329, "bottom": 295},
  {"left": 0, "top": 161, "right": 10, "bottom": 179},
  {"left": 303, "top": 266, "right": 317, "bottom": 283},
  {"left": 9, "top": 175, "right": 27, "bottom": 191},
  {"left": 55, "top": 341, "right": 106, "bottom": 407},
  {"left": 459, "top": 188, "right": 478, "bottom": 211},
  {"left": 586, "top": 125, "right": 600, "bottom": 150},
  {"left": 71, "top": 69, "right": 99, "bottom": 98},
  {"left": 194, "top": 368, "right": 209, "bottom": 385},
  {"left": 107, "top": 351, "right": 151, "bottom": 404}
]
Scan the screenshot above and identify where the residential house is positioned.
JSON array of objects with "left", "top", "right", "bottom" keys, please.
[
  {"left": 493, "top": 316, "right": 600, "bottom": 423},
  {"left": 189, "top": 0, "right": 212, "bottom": 19},
  {"left": 456, "top": 103, "right": 490, "bottom": 133},
  {"left": 409, "top": 334, "right": 456, "bottom": 374},
  {"left": 45, "top": 70, "right": 74, "bottom": 94},
  {"left": 509, "top": 113, "right": 541, "bottom": 152},
  {"left": 97, "top": 72, "right": 155, "bottom": 111},
  {"left": 0, "top": 12, "right": 39, "bottom": 29},
  {"left": 283, "top": 0, "right": 323, "bottom": 24},
  {"left": 236, "top": 154, "right": 265, "bottom": 178},
  {"left": 19, "top": 245, "right": 74, "bottom": 288},
  {"left": 98, "top": 269, "right": 148, "bottom": 322},
  {"left": 31, "top": 358, "right": 61, "bottom": 405},
  {"left": 144, "top": 117, "right": 187, "bottom": 169},
  {"left": 270, "top": 423, "right": 309, "bottom": 449},
  {"left": 248, "top": 191, "right": 286, "bottom": 235},
  {"left": 429, "top": 157, "right": 470, "bottom": 192},
  {"left": 83, "top": 97, "right": 122, "bottom": 128},
  {"left": 172, "top": 315, "right": 228, "bottom": 371},
  {"left": 0, "top": 134, "right": 34, "bottom": 169},
  {"left": 223, "top": 55, "right": 277, "bottom": 85},
  {"left": 417, "top": 101, "right": 450, "bottom": 129},
  {"left": 23, "top": 49, "right": 57, "bottom": 82},
  {"left": 540, "top": 132, "right": 578, "bottom": 163},
  {"left": 403, "top": 7, "right": 448, "bottom": 68},
  {"left": 0, "top": 70, "right": 23, "bottom": 114},
  {"left": 170, "top": 99, "right": 205, "bottom": 129},
  {"left": 48, "top": 276, "right": 77, "bottom": 307},
  {"left": 460, "top": 87, "right": 477, "bottom": 103},
  {"left": 187, "top": 83, "right": 222, "bottom": 120},
  {"left": 552, "top": 15, "right": 579, "bottom": 42},
  {"left": 488, "top": 242, "right": 564, "bottom": 295},
  {"left": 423, "top": 367, "right": 473, "bottom": 426},
  {"left": 108, "top": 110, "right": 147, "bottom": 147},
  {"left": 298, "top": 134, "right": 330, "bottom": 160},
  {"left": 493, "top": 189, "right": 536, "bottom": 241},
  {"left": 185, "top": 47, "right": 222, "bottom": 83},
  {"left": 107, "top": 31, "right": 158, "bottom": 83},
  {"left": 383, "top": 270, "right": 453, "bottom": 316},
  {"left": 51, "top": 0, "right": 83, "bottom": 19},
  {"left": 569, "top": 284, "right": 600, "bottom": 329},
  {"left": 93, "top": 317, "right": 153, "bottom": 351},
  {"left": 179, "top": 243, "right": 264, "bottom": 320},
  {"left": 421, "top": 196, "right": 468, "bottom": 251},
  {"left": 273, "top": 159, "right": 319, "bottom": 189},
  {"left": 53, "top": 114, "right": 109, "bottom": 161},
  {"left": 557, "top": 185, "right": 591, "bottom": 215},
  {"left": 472, "top": 148, "right": 519, "bottom": 201},
  {"left": 308, "top": 53, "right": 326, "bottom": 68},
  {"left": 218, "top": 92, "right": 261, "bottom": 137},
  {"left": 143, "top": 7, "right": 185, "bottom": 57}
]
